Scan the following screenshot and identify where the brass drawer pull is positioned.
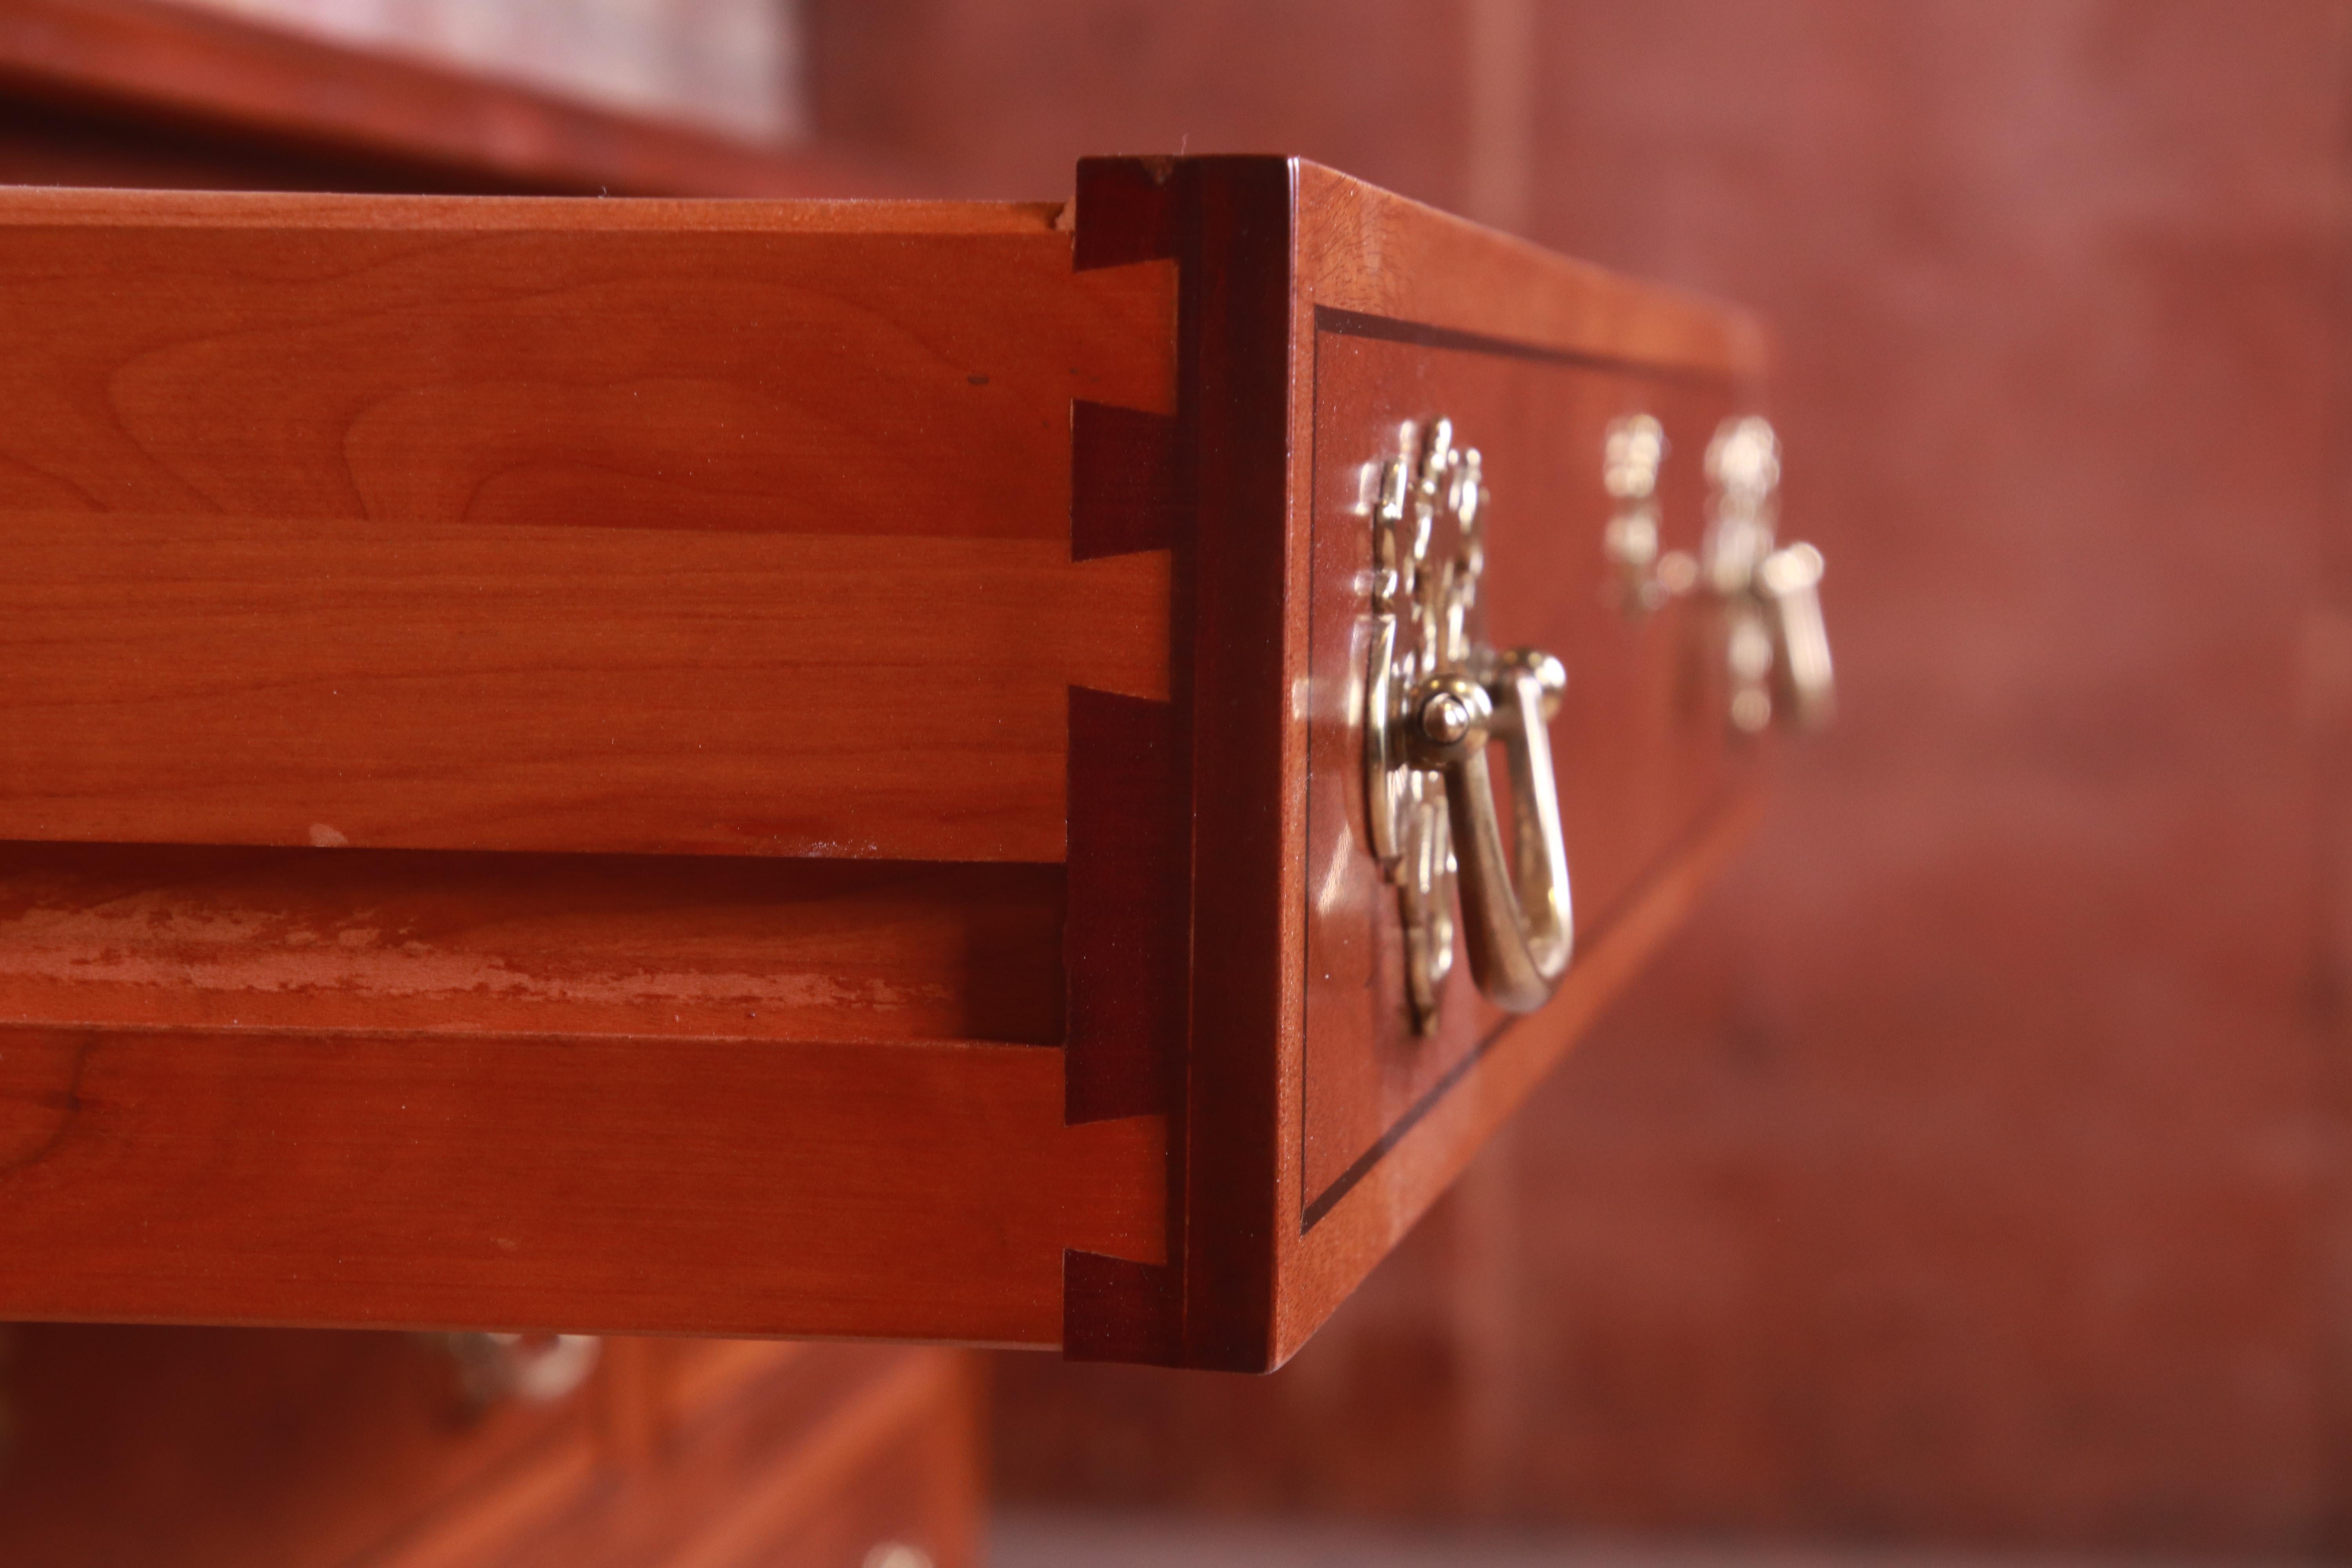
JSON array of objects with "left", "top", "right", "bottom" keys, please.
[
  {"left": 1367, "top": 419, "right": 1575, "bottom": 1033},
  {"left": 1699, "top": 416, "right": 1836, "bottom": 732},
  {"left": 1601, "top": 412, "right": 1836, "bottom": 733},
  {"left": 1403, "top": 649, "right": 1573, "bottom": 1013}
]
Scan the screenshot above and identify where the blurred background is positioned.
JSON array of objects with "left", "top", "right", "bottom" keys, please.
[{"left": 0, "top": 0, "right": 2336, "bottom": 1561}]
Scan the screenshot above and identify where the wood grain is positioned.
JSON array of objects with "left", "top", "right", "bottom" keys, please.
[
  {"left": 0, "top": 160, "right": 1760, "bottom": 1366},
  {"left": 0, "top": 523, "right": 1165, "bottom": 861},
  {"left": 0, "top": 187, "right": 1176, "bottom": 862},
  {"left": 0, "top": 840, "right": 1063, "bottom": 1045},
  {"left": 0, "top": 1024, "right": 1162, "bottom": 1344}
]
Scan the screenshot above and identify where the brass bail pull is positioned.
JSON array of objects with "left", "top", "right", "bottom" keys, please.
[{"left": 1406, "top": 649, "right": 1573, "bottom": 1013}]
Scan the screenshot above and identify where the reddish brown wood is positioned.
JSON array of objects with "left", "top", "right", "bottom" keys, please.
[
  {"left": 0, "top": 160, "right": 1761, "bottom": 1367},
  {"left": 1071, "top": 401, "right": 1184, "bottom": 559},
  {"left": 1151, "top": 156, "right": 1301, "bottom": 1373},
  {"left": 1261, "top": 162, "right": 1769, "bottom": 1363},
  {"left": 0, "top": 841, "right": 1064, "bottom": 1045},
  {"left": 0, "top": 187, "right": 1175, "bottom": 864},
  {"left": 1064, "top": 158, "right": 1770, "bottom": 1369},
  {"left": 1293, "top": 338, "right": 1746, "bottom": 1218},
  {"left": 1065, "top": 688, "right": 1186, "bottom": 1121},
  {"left": 1268, "top": 165, "right": 1767, "bottom": 1367},
  {"left": 0, "top": 0, "right": 900, "bottom": 198},
  {"left": 0, "top": 1024, "right": 1162, "bottom": 1343}
]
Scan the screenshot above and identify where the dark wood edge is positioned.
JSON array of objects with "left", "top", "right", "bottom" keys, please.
[
  {"left": 1171, "top": 156, "right": 1301, "bottom": 1374},
  {"left": 1063, "top": 686, "right": 1185, "bottom": 1125},
  {"left": 0, "top": 0, "right": 910, "bottom": 196},
  {"left": 1058, "top": 161, "right": 1199, "bottom": 1363},
  {"left": 1069, "top": 156, "right": 1299, "bottom": 1372}
]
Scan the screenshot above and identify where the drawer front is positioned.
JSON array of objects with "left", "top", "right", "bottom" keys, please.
[
  {"left": 0, "top": 162, "right": 1771, "bottom": 1373},
  {"left": 1082, "top": 158, "right": 1776, "bottom": 1367},
  {"left": 1299, "top": 322, "right": 1745, "bottom": 1223},
  {"left": 0, "top": 187, "right": 1177, "bottom": 1354}
]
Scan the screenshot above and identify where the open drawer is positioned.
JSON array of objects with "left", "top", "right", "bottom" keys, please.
[{"left": 0, "top": 157, "right": 1803, "bottom": 1371}]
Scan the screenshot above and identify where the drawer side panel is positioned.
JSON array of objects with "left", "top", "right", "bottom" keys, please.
[
  {"left": 0, "top": 196, "right": 1177, "bottom": 861},
  {"left": 0, "top": 1025, "right": 1166, "bottom": 1343}
]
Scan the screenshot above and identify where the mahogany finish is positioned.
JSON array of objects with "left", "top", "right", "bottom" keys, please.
[
  {"left": 0, "top": 156, "right": 1764, "bottom": 1367},
  {"left": 1072, "top": 158, "right": 1767, "bottom": 1368},
  {"left": 1294, "top": 341, "right": 1744, "bottom": 1212}
]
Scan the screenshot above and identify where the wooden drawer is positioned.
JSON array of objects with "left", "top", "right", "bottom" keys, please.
[{"left": 0, "top": 156, "right": 1782, "bottom": 1370}]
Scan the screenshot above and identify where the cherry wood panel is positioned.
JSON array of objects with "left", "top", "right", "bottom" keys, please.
[
  {"left": 0, "top": 522, "right": 1164, "bottom": 862},
  {"left": 0, "top": 187, "right": 1175, "bottom": 862},
  {"left": 0, "top": 1025, "right": 1162, "bottom": 1344},
  {"left": 0, "top": 160, "right": 1757, "bottom": 1366},
  {"left": 1272, "top": 163, "right": 1766, "bottom": 1368}
]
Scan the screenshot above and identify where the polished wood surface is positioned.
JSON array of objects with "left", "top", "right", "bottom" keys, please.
[
  {"left": 0, "top": 158, "right": 1758, "bottom": 1364},
  {"left": 0, "top": 187, "right": 1173, "bottom": 863},
  {"left": 0, "top": 1327, "right": 978, "bottom": 1567},
  {"left": 0, "top": 18, "right": 981, "bottom": 1564},
  {"left": 0, "top": 1022, "right": 1162, "bottom": 1342},
  {"left": 1270, "top": 165, "right": 1767, "bottom": 1366},
  {"left": 1293, "top": 339, "right": 1744, "bottom": 1212}
]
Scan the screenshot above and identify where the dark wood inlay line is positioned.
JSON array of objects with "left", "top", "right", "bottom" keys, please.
[
  {"left": 1314, "top": 303, "right": 1745, "bottom": 390},
  {"left": 1300, "top": 797, "right": 1746, "bottom": 1232},
  {"left": 1298, "top": 296, "right": 1748, "bottom": 1237}
]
